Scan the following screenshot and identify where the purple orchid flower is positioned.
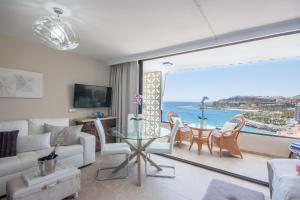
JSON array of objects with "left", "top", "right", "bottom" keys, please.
[{"left": 134, "top": 94, "right": 142, "bottom": 106}]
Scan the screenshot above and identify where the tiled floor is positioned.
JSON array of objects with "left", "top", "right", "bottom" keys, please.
[
  {"left": 0, "top": 152, "right": 270, "bottom": 200},
  {"left": 78, "top": 153, "right": 270, "bottom": 200},
  {"left": 172, "top": 141, "right": 273, "bottom": 182}
]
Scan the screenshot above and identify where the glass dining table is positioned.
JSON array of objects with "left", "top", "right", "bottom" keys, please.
[{"left": 107, "top": 121, "right": 170, "bottom": 186}]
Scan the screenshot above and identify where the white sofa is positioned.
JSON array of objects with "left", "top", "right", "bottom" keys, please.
[{"left": 0, "top": 118, "right": 96, "bottom": 196}]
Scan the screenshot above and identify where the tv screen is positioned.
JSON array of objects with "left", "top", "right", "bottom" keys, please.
[{"left": 73, "top": 84, "right": 112, "bottom": 108}]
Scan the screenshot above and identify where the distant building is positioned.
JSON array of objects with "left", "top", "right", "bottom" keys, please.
[{"left": 295, "top": 103, "right": 300, "bottom": 122}]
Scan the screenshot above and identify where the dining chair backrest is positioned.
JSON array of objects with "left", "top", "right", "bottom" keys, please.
[
  {"left": 169, "top": 120, "right": 180, "bottom": 153},
  {"left": 95, "top": 118, "right": 106, "bottom": 151}
]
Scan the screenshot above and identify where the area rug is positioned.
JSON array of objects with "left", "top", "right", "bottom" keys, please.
[{"left": 202, "top": 179, "right": 265, "bottom": 200}]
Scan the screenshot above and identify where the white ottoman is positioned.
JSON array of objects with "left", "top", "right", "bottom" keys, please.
[
  {"left": 7, "top": 165, "right": 81, "bottom": 200},
  {"left": 268, "top": 159, "right": 300, "bottom": 200}
]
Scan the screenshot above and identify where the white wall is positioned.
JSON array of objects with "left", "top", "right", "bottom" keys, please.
[{"left": 0, "top": 35, "right": 110, "bottom": 121}]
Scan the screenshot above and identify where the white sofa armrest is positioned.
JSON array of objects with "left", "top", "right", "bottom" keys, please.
[{"left": 79, "top": 132, "right": 95, "bottom": 165}]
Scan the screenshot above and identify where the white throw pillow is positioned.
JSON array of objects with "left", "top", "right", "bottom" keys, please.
[
  {"left": 44, "top": 124, "right": 83, "bottom": 146},
  {"left": 171, "top": 117, "right": 184, "bottom": 128},
  {"left": 220, "top": 122, "right": 237, "bottom": 135},
  {"left": 44, "top": 124, "right": 65, "bottom": 146},
  {"left": 17, "top": 133, "right": 51, "bottom": 153},
  {"left": 59, "top": 125, "right": 83, "bottom": 146}
]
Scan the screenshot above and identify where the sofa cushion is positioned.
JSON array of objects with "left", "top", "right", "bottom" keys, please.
[
  {"left": 0, "top": 152, "right": 38, "bottom": 177},
  {"left": 44, "top": 124, "right": 83, "bottom": 146},
  {"left": 0, "top": 120, "right": 28, "bottom": 136},
  {"left": 0, "top": 130, "right": 19, "bottom": 158},
  {"left": 17, "top": 133, "right": 51, "bottom": 153},
  {"left": 44, "top": 124, "right": 65, "bottom": 146},
  {"left": 59, "top": 125, "right": 83, "bottom": 146},
  {"left": 34, "top": 145, "right": 83, "bottom": 160},
  {"left": 28, "top": 118, "right": 69, "bottom": 135}
]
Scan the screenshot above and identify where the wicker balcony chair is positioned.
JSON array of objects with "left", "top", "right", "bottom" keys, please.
[
  {"left": 211, "top": 114, "right": 246, "bottom": 159},
  {"left": 167, "top": 112, "right": 192, "bottom": 147}
]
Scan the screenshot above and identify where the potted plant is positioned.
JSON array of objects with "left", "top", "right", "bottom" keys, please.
[{"left": 197, "top": 96, "right": 209, "bottom": 128}]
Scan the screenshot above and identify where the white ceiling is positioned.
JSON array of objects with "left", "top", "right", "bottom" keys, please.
[
  {"left": 143, "top": 33, "right": 300, "bottom": 72},
  {"left": 0, "top": 0, "right": 300, "bottom": 63}
]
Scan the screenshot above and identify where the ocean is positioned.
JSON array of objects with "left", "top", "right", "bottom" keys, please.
[{"left": 162, "top": 101, "right": 275, "bottom": 135}]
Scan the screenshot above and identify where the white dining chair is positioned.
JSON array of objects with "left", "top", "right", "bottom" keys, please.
[
  {"left": 144, "top": 120, "right": 180, "bottom": 178},
  {"left": 94, "top": 118, "right": 131, "bottom": 180}
]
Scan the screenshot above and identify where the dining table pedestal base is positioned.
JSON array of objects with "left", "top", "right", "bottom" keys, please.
[{"left": 112, "top": 138, "right": 163, "bottom": 186}]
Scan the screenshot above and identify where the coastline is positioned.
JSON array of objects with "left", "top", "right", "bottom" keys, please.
[{"left": 176, "top": 105, "right": 258, "bottom": 112}]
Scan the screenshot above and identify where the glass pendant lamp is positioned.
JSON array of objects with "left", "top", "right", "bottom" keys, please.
[{"left": 33, "top": 7, "right": 79, "bottom": 50}]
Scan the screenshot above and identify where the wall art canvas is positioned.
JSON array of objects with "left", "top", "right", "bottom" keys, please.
[{"left": 0, "top": 68, "right": 43, "bottom": 98}]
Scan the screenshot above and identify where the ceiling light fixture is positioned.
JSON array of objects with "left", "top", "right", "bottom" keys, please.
[
  {"left": 33, "top": 7, "right": 79, "bottom": 50},
  {"left": 162, "top": 62, "right": 173, "bottom": 67}
]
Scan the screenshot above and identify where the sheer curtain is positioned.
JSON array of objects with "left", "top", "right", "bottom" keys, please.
[{"left": 109, "top": 61, "right": 139, "bottom": 133}]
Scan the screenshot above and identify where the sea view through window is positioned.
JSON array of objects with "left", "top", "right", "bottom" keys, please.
[{"left": 161, "top": 57, "right": 300, "bottom": 138}]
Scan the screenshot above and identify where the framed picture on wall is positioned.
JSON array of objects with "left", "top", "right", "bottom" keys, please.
[{"left": 0, "top": 68, "right": 43, "bottom": 98}]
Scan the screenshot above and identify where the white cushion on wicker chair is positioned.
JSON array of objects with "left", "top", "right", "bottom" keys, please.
[
  {"left": 221, "top": 122, "right": 237, "bottom": 133},
  {"left": 212, "top": 129, "right": 222, "bottom": 137},
  {"left": 212, "top": 122, "right": 237, "bottom": 137}
]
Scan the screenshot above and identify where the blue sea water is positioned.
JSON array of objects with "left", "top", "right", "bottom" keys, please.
[{"left": 162, "top": 101, "right": 275, "bottom": 135}]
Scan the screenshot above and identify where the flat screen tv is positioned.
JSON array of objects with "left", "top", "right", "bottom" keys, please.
[{"left": 73, "top": 84, "right": 112, "bottom": 108}]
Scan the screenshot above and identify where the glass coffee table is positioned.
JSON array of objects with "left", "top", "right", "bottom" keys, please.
[{"left": 107, "top": 122, "right": 170, "bottom": 186}]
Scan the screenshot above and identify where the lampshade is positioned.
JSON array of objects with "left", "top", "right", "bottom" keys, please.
[{"left": 33, "top": 8, "right": 79, "bottom": 50}]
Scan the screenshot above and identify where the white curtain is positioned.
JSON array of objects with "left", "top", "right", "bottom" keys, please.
[{"left": 109, "top": 61, "right": 139, "bottom": 133}]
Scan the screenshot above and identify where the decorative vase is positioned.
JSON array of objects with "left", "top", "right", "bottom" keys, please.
[
  {"left": 200, "top": 119, "right": 207, "bottom": 129},
  {"left": 133, "top": 119, "right": 143, "bottom": 138}
]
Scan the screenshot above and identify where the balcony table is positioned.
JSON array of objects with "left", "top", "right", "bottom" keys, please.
[
  {"left": 107, "top": 121, "right": 170, "bottom": 186},
  {"left": 187, "top": 123, "right": 216, "bottom": 154}
]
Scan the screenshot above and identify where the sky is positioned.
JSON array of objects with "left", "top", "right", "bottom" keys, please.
[{"left": 163, "top": 57, "right": 300, "bottom": 102}]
